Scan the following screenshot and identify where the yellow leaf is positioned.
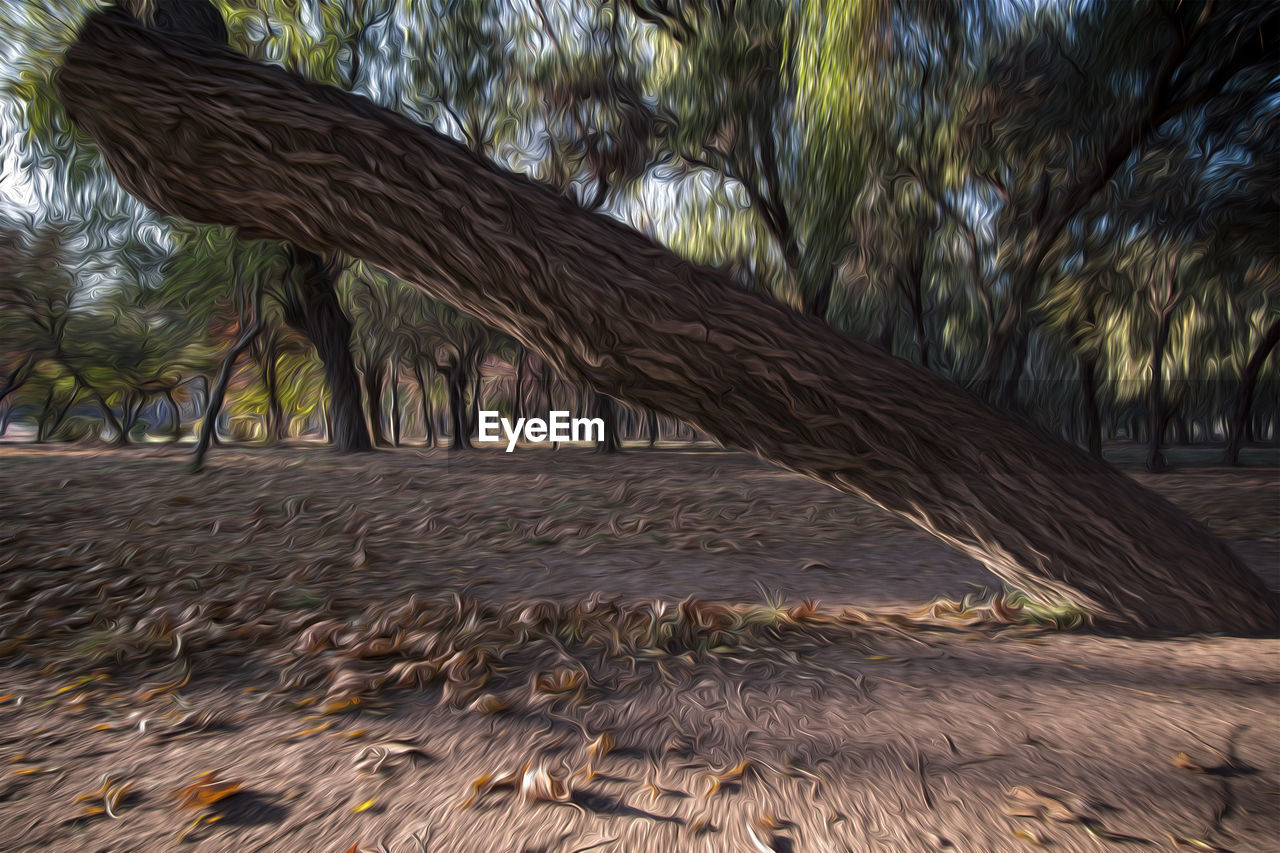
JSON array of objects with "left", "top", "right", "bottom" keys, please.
[{"left": 352, "top": 798, "right": 376, "bottom": 813}]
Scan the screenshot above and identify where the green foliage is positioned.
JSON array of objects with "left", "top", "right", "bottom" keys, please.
[{"left": 1, "top": 0, "right": 1277, "bottom": 448}]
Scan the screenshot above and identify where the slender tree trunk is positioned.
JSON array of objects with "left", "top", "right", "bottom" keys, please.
[
  {"left": 261, "top": 331, "right": 286, "bottom": 443},
  {"left": 35, "top": 387, "right": 54, "bottom": 443},
  {"left": 412, "top": 360, "right": 434, "bottom": 447},
  {"left": 363, "top": 360, "right": 387, "bottom": 446},
  {"left": 164, "top": 388, "right": 182, "bottom": 441},
  {"left": 193, "top": 283, "right": 265, "bottom": 471},
  {"left": 468, "top": 372, "right": 480, "bottom": 443},
  {"left": 118, "top": 391, "right": 145, "bottom": 443},
  {"left": 443, "top": 364, "right": 470, "bottom": 450},
  {"left": 47, "top": 384, "right": 83, "bottom": 440},
  {"left": 592, "top": 391, "right": 620, "bottom": 453},
  {"left": 1172, "top": 414, "right": 1189, "bottom": 446},
  {"left": 646, "top": 408, "right": 659, "bottom": 447},
  {"left": 912, "top": 299, "right": 929, "bottom": 370},
  {"left": 0, "top": 398, "right": 12, "bottom": 437},
  {"left": 871, "top": 309, "right": 896, "bottom": 356},
  {"left": 513, "top": 343, "right": 526, "bottom": 422},
  {"left": 1224, "top": 317, "right": 1280, "bottom": 466},
  {"left": 1147, "top": 310, "right": 1172, "bottom": 473},
  {"left": 0, "top": 354, "right": 35, "bottom": 407},
  {"left": 1079, "top": 352, "right": 1103, "bottom": 461},
  {"left": 389, "top": 359, "right": 401, "bottom": 447},
  {"left": 59, "top": 10, "right": 1280, "bottom": 633},
  {"left": 999, "top": 332, "right": 1029, "bottom": 413},
  {"left": 804, "top": 266, "right": 836, "bottom": 322},
  {"left": 279, "top": 246, "right": 373, "bottom": 452}
]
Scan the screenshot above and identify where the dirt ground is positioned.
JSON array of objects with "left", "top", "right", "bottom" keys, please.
[{"left": 0, "top": 443, "right": 1277, "bottom": 852}]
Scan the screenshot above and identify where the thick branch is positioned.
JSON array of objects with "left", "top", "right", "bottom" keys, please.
[{"left": 56, "top": 8, "right": 1279, "bottom": 633}]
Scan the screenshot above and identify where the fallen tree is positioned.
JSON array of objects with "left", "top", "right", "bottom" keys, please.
[{"left": 56, "top": 5, "right": 1279, "bottom": 634}]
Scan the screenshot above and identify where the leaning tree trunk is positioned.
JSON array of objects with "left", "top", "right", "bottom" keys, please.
[
  {"left": 1224, "top": 316, "right": 1280, "bottom": 466},
  {"left": 56, "top": 7, "right": 1280, "bottom": 634}
]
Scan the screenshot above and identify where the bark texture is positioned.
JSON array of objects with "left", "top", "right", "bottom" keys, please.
[
  {"left": 56, "top": 8, "right": 1280, "bottom": 634},
  {"left": 279, "top": 247, "right": 373, "bottom": 452},
  {"left": 1224, "top": 317, "right": 1280, "bottom": 466}
]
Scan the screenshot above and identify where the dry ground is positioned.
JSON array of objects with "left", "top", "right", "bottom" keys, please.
[{"left": 0, "top": 443, "right": 1277, "bottom": 852}]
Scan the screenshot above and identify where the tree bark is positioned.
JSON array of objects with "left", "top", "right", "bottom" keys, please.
[
  {"left": 363, "top": 360, "right": 387, "bottom": 447},
  {"left": 278, "top": 246, "right": 373, "bottom": 452},
  {"left": 1147, "top": 310, "right": 1172, "bottom": 473},
  {"left": 193, "top": 281, "right": 264, "bottom": 471},
  {"left": 440, "top": 361, "right": 471, "bottom": 450},
  {"left": 389, "top": 359, "right": 401, "bottom": 447},
  {"left": 1224, "top": 317, "right": 1280, "bottom": 466},
  {"left": 0, "top": 354, "right": 36, "bottom": 407},
  {"left": 164, "top": 388, "right": 182, "bottom": 441},
  {"left": 513, "top": 343, "right": 526, "bottom": 423},
  {"left": 592, "top": 391, "right": 620, "bottom": 453},
  {"left": 1078, "top": 352, "right": 1102, "bottom": 461},
  {"left": 260, "top": 329, "right": 286, "bottom": 443},
  {"left": 56, "top": 8, "right": 1280, "bottom": 634},
  {"left": 412, "top": 360, "right": 434, "bottom": 447}
]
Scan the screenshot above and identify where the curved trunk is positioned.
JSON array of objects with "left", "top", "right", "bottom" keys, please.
[
  {"left": 193, "top": 284, "right": 263, "bottom": 470},
  {"left": 57, "top": 9, "right": 1280, "bottom": 634},
  {"left": 1224, "top": 317, "right": 1280, "bottom": 466}
]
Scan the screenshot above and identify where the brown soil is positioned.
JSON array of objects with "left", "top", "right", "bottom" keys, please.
[{"left": 0, "top": 444, "right": 1277, "bottom": 852}]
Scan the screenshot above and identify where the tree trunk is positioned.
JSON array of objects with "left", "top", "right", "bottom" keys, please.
[
  {"left": 57, "top": 9, "right": 1280, "bottom": 634},
  {"left": 1147, "top": 310, "right": 1172, "bottom": 473},
  {"left": 468, "top": 372, "right": 480, "bottom": 443},
  {"left": 193, "top": 283, "right": 264, "bottom": 471},
  {"left": 1172, "top": 414, "right": 1189, "bottom": 447},
  {"left": 35, "top": 387, "right": 55, "bottom": 443},
  {"left": 1224, "top": 316, "right": 1280, "bottom": 466},
  {"left": 363, "top": 360, "right": 387, "bottom": 446},
  {"left": 513, "top": 343, "right": 526, "bottom": 423},
  {"left": 412, "top": 360, "right": 434, "bottom": 447},
  {"left": 260, "top": 330, "right": 286, "bottom": 443},
  {"left": 646, "top": 408, "right": 659, "bottom": 447},
  {"left": 592, "top": 391, "right": 620, "bottom": 453},
  {"left": 389, "top": 359, "right": 401, "bottom": 447},
  {"left": 0, "top": 354, "right": 35, "bottom": 407},
  {"left": 279, "top": 246, "right": 373, "bottom": 452},
  {"left": 1079, "top": 352, "right": 1103, "bottom": 461},
  {"left": 164, "top": 388, "right": 182, "bottom": 441},
  {"left": 442, "top": 363, "right": 470, "bottom": 450}
]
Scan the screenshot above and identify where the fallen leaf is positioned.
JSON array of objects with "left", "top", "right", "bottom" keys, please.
[{"left": 172, "top": 770, "right": 242, "bottom": 810}]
